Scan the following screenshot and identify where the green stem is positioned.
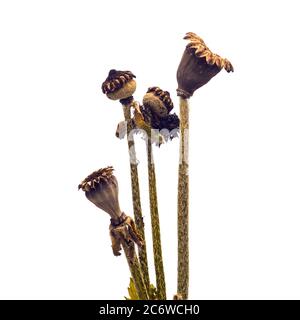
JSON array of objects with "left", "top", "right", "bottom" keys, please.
[
  {"left": 122, "top": 103, "right": 150, "bottom": 294},
  {"left": 177, "top": 97, "right": 189, "bottom": 300},
  {"left": 146, "top": 140, "right": 166, "bottom": 300},
  {"left": 121, "top": 240, "right": 149, "bottom": 300}
]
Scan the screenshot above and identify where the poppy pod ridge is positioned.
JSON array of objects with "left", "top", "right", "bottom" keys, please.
[
  {"left": 176, "top": 32, "right": 234, "bottom": 300},
  {"left": 102, "top": 70, "right": 151, "bottom": 295},
  {"left": 78, "top": 166, "right": 148, "bottom": 300}
]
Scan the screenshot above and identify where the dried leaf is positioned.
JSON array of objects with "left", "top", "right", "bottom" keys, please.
[
  {"left": 149, "top": 284, "right": 158, "bottom": 300},
  {"left": 125, "top": 278, "right": 139, "bottom": 300}
]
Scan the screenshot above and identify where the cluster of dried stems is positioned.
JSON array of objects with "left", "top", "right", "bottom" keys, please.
[{"left": 79, "top": 32, "right": 233, "bottom": 300}]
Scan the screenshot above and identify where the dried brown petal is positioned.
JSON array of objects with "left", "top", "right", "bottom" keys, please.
[
  {"left": 110, "top": 229, "right": 122, "bottom": 256},
  {"left": 109, "top": 215, "right": 143, "bottom": 261}
]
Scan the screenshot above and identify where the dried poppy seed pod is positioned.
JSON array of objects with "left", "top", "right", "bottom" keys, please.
[
  {"left": 143, "top": 87, "right": 174, "bottom": 118},
  {"left": 102, "top": 69, "right": 136, "bottom": 101},
  {"left": 134, "top": 89, "right": 179, "bottom": 141},
  {"left": 177, "top": 32, "right": 234, "bottom": 98},
  {"left": 78, "top": 166, "right": 143, "bottom": 254},
  {"left": 78, "top": 166, "right": 123, "bottom": 223}
]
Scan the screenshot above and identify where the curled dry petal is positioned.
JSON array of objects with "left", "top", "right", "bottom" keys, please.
[{"left": 109, "top": 215, "right": 143, "bottom": 261}]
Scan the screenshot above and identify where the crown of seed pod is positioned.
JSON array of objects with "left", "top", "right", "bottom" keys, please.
[
  {"left": 177, "top": 32, "right": 234, "bottom": 98},
  {"left": 143, "top": 87, "right": 174, "bottom": 118},
  {"left": 101, "top": 69, "right": 136, "bottom": 101}
]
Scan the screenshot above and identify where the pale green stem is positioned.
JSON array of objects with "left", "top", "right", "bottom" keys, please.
[
  {"left": 177, "top": 97, "right": 189, "bottom": 300},
  {"left": 146, "top": 139, "right": 166, "bottom": 300},
  {"left": 122, "top": 103, "right": 150, "bottom": 294},
  {"left": 121, "top": 240, "right": 149, "bottom": 300}
]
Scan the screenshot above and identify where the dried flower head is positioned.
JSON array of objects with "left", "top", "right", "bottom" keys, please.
[
  {"left": 177, "top": 32, "right": 234, "bottom": 98},
  {"left": 102, "top": 69, "right": 136, "bottom": 101},
  {"left": 79, "top": 166, "right": 143, "bottom": 258},
  {"left": 134, "top": 93, "right": 179, "bottom": 143},
  {"left": 136, "top": 106, "right": 179, "bottom": 134},
  {"left": 143, "top": 87, "right": 174, "bottom": 118},
  {"left": 78, "top": 166, "right": 122, "bottom": 221}
]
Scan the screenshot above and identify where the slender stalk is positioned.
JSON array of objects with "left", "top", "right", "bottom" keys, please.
[
  {"left": 122, "top": 103, "right": 150, "bottom": 293},
  {"left": 121, "top": 240, "right": 149, "bottom": 300},
  {"left": 146, "top": 139, "right": 166, "bottom": 300},
  {"left": 177, "top": 97, "right": 189, "bottom": 300}
]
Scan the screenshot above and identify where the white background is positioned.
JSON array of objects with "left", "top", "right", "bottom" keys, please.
[{"left": 0, "top": 0, "right": 300, "bottom": 300}]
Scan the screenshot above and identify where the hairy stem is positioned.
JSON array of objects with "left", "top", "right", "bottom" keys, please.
[
  {"left": 146, "top": 140, "right": 166, "bottom": 300},
  {"left": 121, "top": 240, "right": 149, "bottom": 300},
  {"left": 122, "top": 103, "right": 150, "bottom": 294},
  {"left": 177, "top": 97, "right": 189, "bottom": 300}
]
